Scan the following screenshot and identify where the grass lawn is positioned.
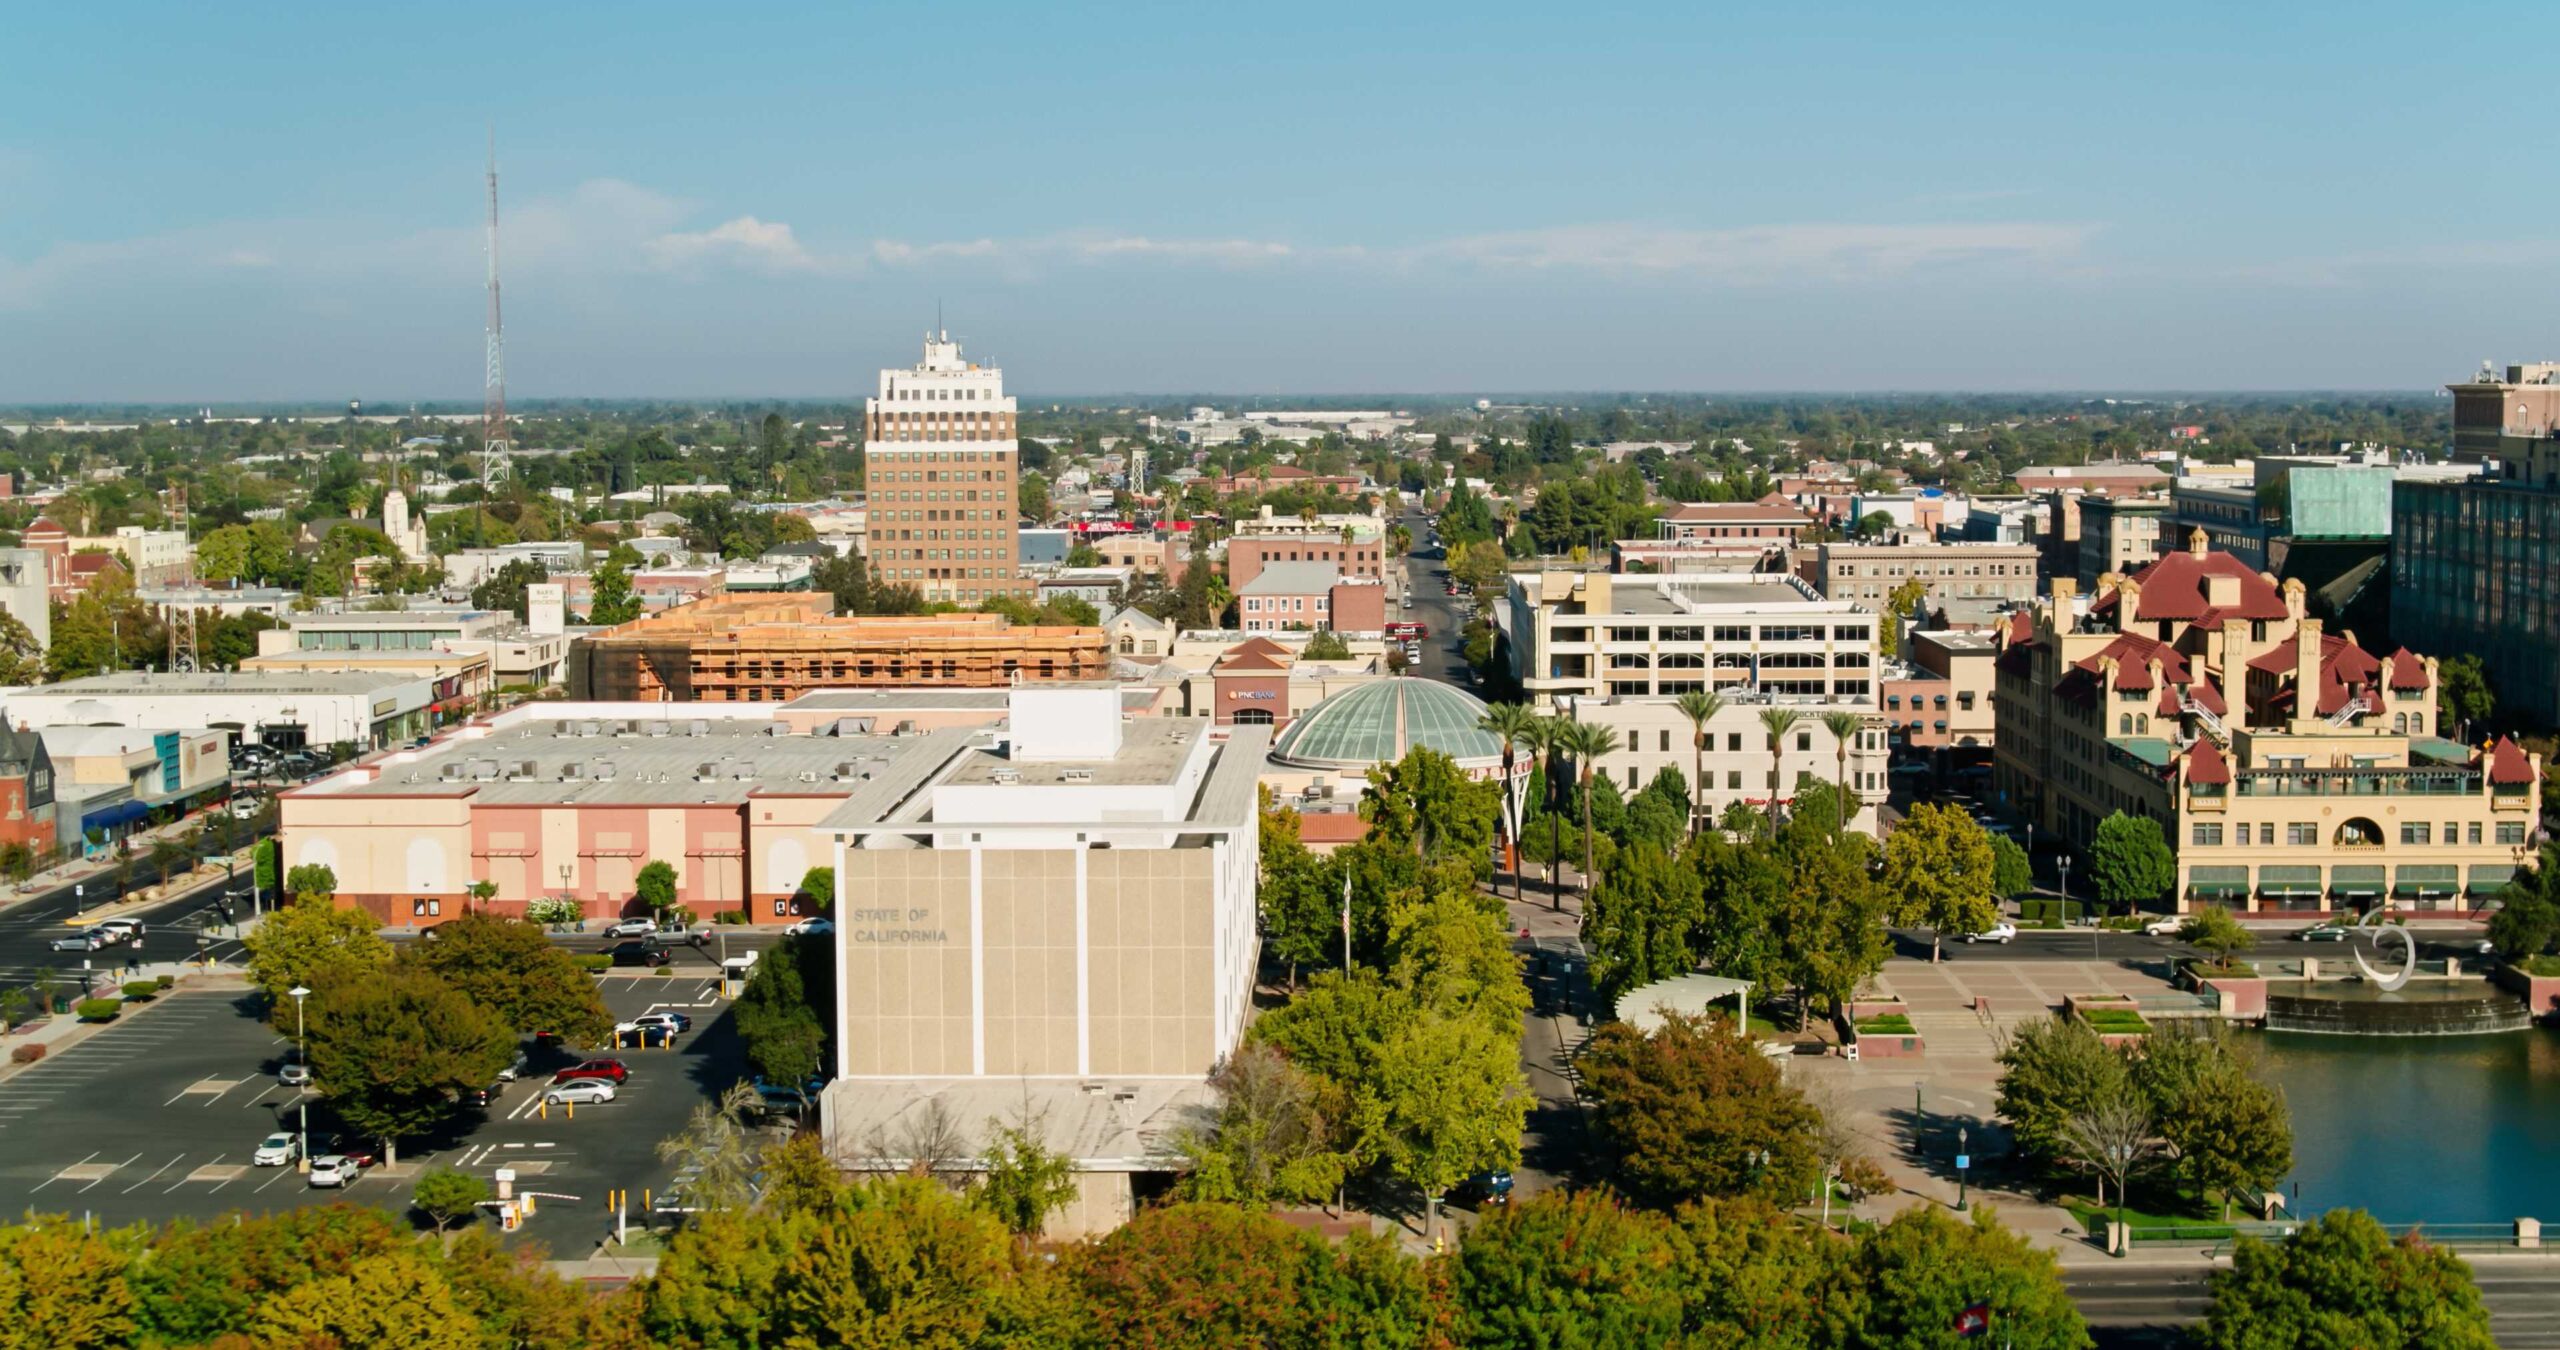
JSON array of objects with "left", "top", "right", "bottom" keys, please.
[
  {"left": 2076, "top": 1008, "right": 2152, "bottom": 1035},
  {"left": 1853, "top": 1013, "right": 1916, "bottom": 1036},
  {"left": 2064, "top": 1178, "right": 2256, "bottom": 1238}
]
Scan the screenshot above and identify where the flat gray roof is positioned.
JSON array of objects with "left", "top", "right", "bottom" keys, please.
[
  {"left": 944, "top": 718, "right": 1199, "bottom": 788},
  {"left": 780, "top": 687, "right": 1158, "bottom": 714},
  {"left": 306, "top": 718, "right": 908, "bottom": 806},
  {"left": 1237, "top": 561, "right": 1344, "bottom": 596},
  {"left": 24, "top": 670, "right": 419, "bottom": 698}
]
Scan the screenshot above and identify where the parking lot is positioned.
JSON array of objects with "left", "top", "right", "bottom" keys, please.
[{"left": 0, "top": 971, "right": 753, "bottom": 1248}]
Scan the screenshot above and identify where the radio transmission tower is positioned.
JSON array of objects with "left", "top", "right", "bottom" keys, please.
[{"left": 482, "top": 131, "right": 509, "bottom": 483}]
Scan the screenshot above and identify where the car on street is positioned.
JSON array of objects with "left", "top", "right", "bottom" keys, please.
[
  {"left": 50, "top": 928, "right": 115, "bottom": 952},
  {"left": 2295, "top": 922, "right": 2352, "bottom": 942},
  {"left": 552, "top": 1058, "right": 630, "bottom": 1085},
  {"left": 97, "top": 918, "right": 147, "bottom": 940},
  {"left": 1454, "top": 1169, "right": 1515, "bottom": 1207},
  {"left": 278, "top": 1062, "right": 313, "bottom": 1088},
  {"left": 784, "top": 916, "right": 833, "bottom": 937},
  {"left": 252, "top": 1132, "right": 301, "bottom": 1167},
  {"left": 306, "top": 1155, "right": 362, "bottom": 1188},
  {"left": 657, "top": 921, "right": 706, "bottom": 946},
  {"left": 545, "top": 1079, "right": 617, "bottom": 1106},
  {"left": 606, "top": 940, "right": 669, "bottom": 968},
  {"left": 459, "top": 1081, "right": 507, "bottom": 1108},
  {"left": 496, "top": 1050, "right": 531, "bottom": 1082},
  {"left": 1962, "top": 922, "right": 2019, "bottom": 944},
  {"left": 2142, "top": 915, "right": 2188, "bottom": 937},
  {"left": 602, "top": 917, "right": 658, "bottom": 939}
]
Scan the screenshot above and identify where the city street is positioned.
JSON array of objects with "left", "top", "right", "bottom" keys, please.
[
  {"left": 0, "top": 860, "right": 260, "bottom": 1005},
  {"left": 0, "top": 973, "right": 755, "bottom": 1248},
  {"left": 1395, "top": 508, "right": 1477, "bottom": 687}
]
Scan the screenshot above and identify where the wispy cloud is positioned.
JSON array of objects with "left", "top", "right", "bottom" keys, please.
[
  {"left": 646, "top": 215, "right": 822, "bottom": 274},
  {"left": 1399, "top": 221, "right": 2097, "bottom": 280}
]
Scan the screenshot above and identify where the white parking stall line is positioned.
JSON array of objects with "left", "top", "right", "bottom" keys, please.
[
  {"left": 123, "top": 1154, "right": 187, "bottom": 1193},
  {"left": 80, "top": 1153, "right": 142, "bottom": 1192},
  {"left": 253, "top": 1167, "right": 296, "bottom": 1193},
  {"left": 30, "top": 1151, "right": 98, "bottom": 1193}
]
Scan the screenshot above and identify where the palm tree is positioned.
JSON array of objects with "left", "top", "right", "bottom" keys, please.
[
  {"left": 1521, "top": 716, "right": 1569, "bottom": 910},
  {"left": 1561, "top": 720, "right": 1617, "bottom": 901},
  {"left": 1479, "top": 702, "right": 1541, "bottom": 901},
  {"left": 1820, "top": 710, "right": 1864, "bottom": 836},
  {"left": 1758, "top": 708, "right": 1804, "bottom": 827},
  {"left": 1673, "top": 689, "right": 1726, "bottom": 838}
]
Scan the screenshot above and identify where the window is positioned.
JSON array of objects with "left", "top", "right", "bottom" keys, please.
[
  {"left": 2400, "top": 822, "right": 2432, "bottom": 845},
  {"left": 1726, "top": 771, "right": 1743, "bottom": 789},
  {"left": 1626, "top": 766, "right": 1639, "bottom": 789},
  {"left": 2468, "top": 822, "right": 2482, "bottom": 846},
  {"left": 1627, "top": 729, "right": 1639, "bottom": 752},
  {"left": 1726, "top": 733, "right": 1742, "bottom": 752},
  {"left": 2287, "top": 822, "right": 2316, "bottom": 846},
  {"left": 2499, "top": 822, "right": 2527, "bottom": 846},
  {"left": 2191, "top": 823, "right": 2223, "bottom": 846},
  {"left": 1659, "top": 730, "right": 1671, "bottom": 752},
  {"left": 1796, "top": 732, "right": 1812, "bottom": 751},
  {"left": 412, "top": 898, "right": 441, "bottom": 917}
]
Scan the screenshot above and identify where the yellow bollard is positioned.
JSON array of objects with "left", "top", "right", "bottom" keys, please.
[
  {"left": 522, "top": 1192, "right": 536, "bottom": 1217},
  {"left": 566, "top": 1101, "right": 574, "bottom": 1121}
]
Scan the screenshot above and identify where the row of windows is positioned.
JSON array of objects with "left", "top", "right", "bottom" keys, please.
[
  {"left": 1887, "top": 692, "right": 1976, "bottom": 711},
  {"left": 881, "top": 384, "right": 999, "bottom": 402},
  {"left": 2191, "top": 820, "right": 2525, "bottom": 847},
  {"left": 1616, "top": 765, "right": 1883, "bottom": 794}
]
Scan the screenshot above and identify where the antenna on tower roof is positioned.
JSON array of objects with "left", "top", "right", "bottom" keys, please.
[{"left": 937, "top": 298, "right": 945, "bottom": 342}]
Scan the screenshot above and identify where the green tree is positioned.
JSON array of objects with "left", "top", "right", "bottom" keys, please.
[
  {"left": 734, "top": 933, "right": 827, "bottom": 1090},
  {"left": 2486, "top": 845, "right": 2560, "bottom": 959},
  {"left": 634, "top": 859, "right": 679, "bottom": 917},
  {"left": 285, "top": 862, "right": 339, "bottom": 903},
  {"left": 1990, "top": 832, "right": 2033, "bottom": 899},
  {"left": 584, "top": 555, "right": 641, "bottom": 625},
  {"left": 1359, "top": 745, "right": 1501, "bottom": 872},
  {"left": 0, "top": 612, "right": 41, "bottom": 686},
  {"left": 1372, "top": 1005, "right": 1529, "bottom": 1236},
  {"left": 1577, "top": 1010, "right": 1823, "bottom": 1206},
  {"left": 1174, "top": 1041, "right": 1349, "bottom": 1207},
  {"left": 120, "top": 1206, "right": 408, "bottom": 1345},
  {"left": 304, "top": 965, "right": 514, "bottom": 1163},
  {"left": 1996, "top": 1015, "right": 2134, "bottom": 1165},
  {"left": 403, "top": 911, "right": 611, "bottom": 1045},
  {"left": 1478, "top": 700, "right": 1541, "bottom": 900},
  {"left": 242, "top": 897, "right": 391, "bottom": 1006},
  {"left": 976, "top": 1113, "right": 1080, "bottom": 1244},
  {"left": 2182, "top": 903, "right": 2256, "bottom": 968},
  {"left": 1258, "top": 795, "right": 1342, "bottom": 987},
  {"left": 1584, "top": 839, "right": 1704, "bottom": 1002},
  {"left": 795, "top": 864, "right": 835, "bottom": 910},
  {"left": 468, "top": 557, "right": 549, "bottom": 619},
  {"left": 2135, "top": 1023, "right": 2294, "bottom": 1218},
  {"left": 1879, "top": 576, "right": 1930, "bottom": 654},
  {"left": 1302, "top": 628, "right": 1353, "bottom": 660},
  {"left": 1453, "top": 1190, "right": 1689, "bottom": 1350},
  {"left": 1558, "top": 719, "right": 1616, "bottom": 893},
  {"left": 1673, "top": 689, "right": 1727, "bottom": 837},
  {"left": 2087, "top": 811, "right": 2176, "bottom": 914},
  {"left": 1819, "top": 710, "right": 1864, "bottom": 833},
  {"left": 195, "top": 522, "right": 254, "bottom": 584},
  {"left": 2437, "top": 652, "right": 2494, "bottom": 732},
  {"left": 1673, "top": 1195, "right": 1853, "bottom": 1350},
  {"left": 413, "top": 1167, "right": 492, "bottom": 1233},
  {"left": 1881, "top": 802, "right": 2000, "bottom": 961},
  {"left": 254, "top": 836, "right": 280, "bottom": 898},
  {"left": 1019, "top": 471, "right": 1052, "bottom": 523},
  {"left": 2199, "top": 1209, "right": 2494, "bottom": 1350},
  {"left": 1848, "top": 1207, "right": 2091, "bottom": 1350}
]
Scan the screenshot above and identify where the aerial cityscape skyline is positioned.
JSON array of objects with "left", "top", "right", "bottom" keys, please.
[{"left": 8, "top": 4, "right": 2556, "bottom": 400}]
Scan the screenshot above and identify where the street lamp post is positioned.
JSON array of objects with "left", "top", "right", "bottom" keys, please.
[
  {"left": 2059, "top": 853, "right": 2074, "bottom": 930},
  {"left": 1955, "top": 1125, "right": 1971, "bottom": 1212},
  {"left": 288, "top": 985, "right": 311, "bottom": 1172}
]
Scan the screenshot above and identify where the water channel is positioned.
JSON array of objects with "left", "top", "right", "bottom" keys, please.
[{"left": 2258, "top": 1025, "right": 2560, "bottom": 1226}]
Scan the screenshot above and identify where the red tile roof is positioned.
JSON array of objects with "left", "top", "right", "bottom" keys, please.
[
  {"left": 1659, "top": 494, "right": 1812, "bottom": 525},
  {"left": 2104, "top": 550, "right": 2288, "bottom": 623},
  {"left": 2385, "top": 648, "right": 2428, "bottom": 690},
  {"left": 2073, "top": 633, "right": 2191, "bottom": 690},
  {"left": 2185, "top": 738, "right": 2232, "bottom": 785},
  {"left": 2489, "top": 737, "right": 2536, "bottom": 786}
]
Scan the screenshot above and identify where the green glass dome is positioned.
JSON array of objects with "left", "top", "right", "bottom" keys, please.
[{"left": 1270, "top": 678, "right": 1506, "bottom": 772}]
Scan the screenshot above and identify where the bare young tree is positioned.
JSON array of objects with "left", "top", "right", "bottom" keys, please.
[
  {"left": 2062, "top": 1093, "right": 2162, "bottom": 1250},
  {"left": 656, "top": 1082, "right": 765, "bottom": 1211},
  {"left": 861, "top": 1095, "right": 972, "bottom": 1187}
]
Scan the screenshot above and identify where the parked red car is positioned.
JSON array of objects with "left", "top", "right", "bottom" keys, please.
[{"left": 550, "top": 1058, "right": 629, "bottom": 1086}]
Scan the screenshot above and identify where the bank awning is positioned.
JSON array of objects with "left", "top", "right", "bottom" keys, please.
[
  {"left": 2188, "top": 866, "right": 2249, "bottom": 897},
  {"left": 2331, "top": 865, "right": 2386, "bottom": 898},
  {"left": 2258, "top": 864, "right": 2323, "bottom": 899},
  {"left": 2394, "top": 864, "right": 2461, "bottom": 898},
  {"left": 2469, "top": 865, "right": 2519, "bottom": 898}
]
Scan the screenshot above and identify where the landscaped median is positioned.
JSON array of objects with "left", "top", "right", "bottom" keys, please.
[
  {"left": 2493, "top": 955, "right": 2560, "bottom": 1023},
  {"left": 58, "top": 851, "right": 253, "bottom": 928},
  {"left": 2063, "top": 993, "right": 2153, "bottom": 1048}
]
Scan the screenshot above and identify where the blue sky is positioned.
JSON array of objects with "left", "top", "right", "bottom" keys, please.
[{"left": 3, "top": 2, "right": 2545, "bottom": 401}]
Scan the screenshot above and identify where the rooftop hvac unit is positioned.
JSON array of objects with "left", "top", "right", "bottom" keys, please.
[
  {"left": 695, "top": 762, "right": 721, "bottom": 782},
  {"left": 1059, "top": 768, "right": 1095, "bottom": 783},
  {"left": 592, "top": 760, "right": 618, "bottom": 781},
  {"left": 508, "top": 760, "right": 538, "bottom": 780},
  {"left": 647, "top": 723, "right": 671, "bottom": 737},
  {"left": 578, "top": 721, "right": 602, "bottom": 737},
  {"left": 992, "top": 768, "right": 1022, "bottom": 785},
  {"left": 833, "top": 761, "right": 859, "bottom": 780},
  {"left": 611, "top": 720, "right": 634, "bottom": 736},
  {"left": 560, "top": 763, "right": 586, "bottom": 781},
  {"left": 689, "top": 720, "right": 710, "bottom": 737},
  {"left": 440, "top": 763, "right": 466, "bottom": 781},
  {"left": 471, "top": 761, "right": 500, "bottom": 782},
  {"left": 554, "top": 720, "right": 573, "bottom": 735},
  {"left": 762, "top": 724, "right": 786, "bottom": 737}
]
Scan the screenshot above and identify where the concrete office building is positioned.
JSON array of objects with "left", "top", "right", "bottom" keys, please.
[
  {"left": 862, "top": 333, "right": 1029, "bottom": 603},
  {"left": 1880, "top": 630, "right": 1999, "bottom": 754},
  {"left": 1503, "top": 570, "right": 1879, "bottom": 705},
  {"left": 2073, "top": 495, "right": 2168, "bottom": 588},
  {"left": 2396, "top": 362, "right": 2560, "bottom": 726},
  {"left": 1237, "top": 564, "right": 1387, "bottom": 634},
  {"left": 1993, "top": 532, "right": 2541, "bottom": 914},
  {"left": 1225, "top": 530, "right": 1385, "bottom": 588},
  {"left": 819, "top": 687, "right": 1265, "bottom": 1234},
  {"left": 1807, "top": 541, "right": 2041, "bottom": 613}
]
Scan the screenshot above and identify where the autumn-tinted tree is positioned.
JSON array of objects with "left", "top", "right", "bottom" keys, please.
[
  {"left": 1674, "top": 1194, "right": 1854, "bottom": 1350},
  {"left": 2198, "top": 1209, "right": 2494, "bottom": 1350},
  {"left": 0, "top": 1218, "right": 138, "bottom": 1348},
  {"left": 1578, "top": 1010, "right": 1824, "bottom": 1206},
  {"left": 1072, "top": 1202, "right": 1319, "bottom": 1348},
  {"left": 403, "top": 911, "right": 610, "bottom": 1045},
  {"left": 1846, "top": 1207, "right": 2090, "bottom": 1350},
  {"left": 1452, "top": 1190, "right": 1690, "bottom": 1350}
]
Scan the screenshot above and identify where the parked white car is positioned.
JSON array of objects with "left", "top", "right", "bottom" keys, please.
[
  {"left": 252, "top": 1132, "right": 301, "bottom": 1167},
  {"left": 2143, "top": 915, "right": 2187, "bottom": 937},
  {"left": 545, "top": 1079, "right": 617, "bottom": 1106},
  {"left": 1962, "top": 922, "right": 2018, "bottom": 945},
  {"left": 784, "top": 917, "right": 833, "bottom": 937},
  {"left": 306, "top": 1155, "right": 361, "bottom": 1188}
]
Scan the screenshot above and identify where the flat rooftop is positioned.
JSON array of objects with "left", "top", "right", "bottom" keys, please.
[
  {"left": 285, "top": 609, "right": 507, "bottom": 627},
  {"left": 299, "top": 717, "right": 905, "bottom": 806},
  {"left": 1608, "top": 576, "right": 1858, "bottom": 615},
  {"left": 944, "top": 717, "right": 1198, "bottom": 788},
  {"left": 779, "top": 687, "right": 1160, "bottom": 714},
  {"left": 21, "top": 670, "right": 420, "bottom": 698}
]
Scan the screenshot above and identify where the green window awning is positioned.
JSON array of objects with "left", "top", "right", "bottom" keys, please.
[
  {"left": 2259, "top": 864, "right": 2323, "bottom": 898},
  {"left": 2331, "top": 864, "right": 2386, "bottom": 896},
  {"left": 2394, "top": 864, "right": 2461, "bottom": 898},
  {"left": 2189, "top": 865, "right": 2249, "bottom": 897},
  {"left": 2469, "top": 865, "right": 2519, "bottom": 898}
]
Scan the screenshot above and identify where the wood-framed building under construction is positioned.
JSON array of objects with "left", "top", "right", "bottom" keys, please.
[{"left": 567, "top": 594, "right": 1110, "bottom": 702}]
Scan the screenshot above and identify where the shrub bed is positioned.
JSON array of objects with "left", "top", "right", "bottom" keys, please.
[
  {"left": 119, "top": 980, "right": 158, "bottom": 1002},
  {"left": 573, "top": 954, "right": 612, "bottom": 974},
  {"left": 1852, "top": 1013, "right": 1916, "bottom": 1036},
  {"left": 2518, "top": 955, "right": 2560, "bottom": 978},
  {"left": 2077, "top": 1008, "right": 2153, "bottom": 1035},
  {"left": 74, "top": 998, "right": 121, "bottom": 1023}
]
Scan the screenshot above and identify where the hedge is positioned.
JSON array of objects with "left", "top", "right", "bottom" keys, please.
[
  {"left": 574, "top": 954, "right": 612, "bottom": 973},
  {"left": 120, "top": 981, "right": 158, "bottom": 1002},
  {"left": 75, "top": 999, "right": 122, "bottom": 1023},
  {"left": 2018, "top": 898, "right": 2095, "bottom": 925}
]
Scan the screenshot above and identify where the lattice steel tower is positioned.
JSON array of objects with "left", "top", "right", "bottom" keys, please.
[{"left": 482, "top": 132, "right": 509, "bottom": 479}]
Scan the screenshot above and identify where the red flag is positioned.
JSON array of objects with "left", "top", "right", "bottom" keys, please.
[{"left": 1953, "top": 1302, "right": 1991, "bottom": 1337}]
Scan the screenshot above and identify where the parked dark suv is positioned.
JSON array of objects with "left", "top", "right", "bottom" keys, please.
[{"left": 606, "top": 940, "right": 669, "bottom": 968}]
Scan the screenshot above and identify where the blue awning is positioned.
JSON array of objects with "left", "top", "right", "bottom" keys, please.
[{"left": 77, "top": 799, "right": 152, "bottom": 832}]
